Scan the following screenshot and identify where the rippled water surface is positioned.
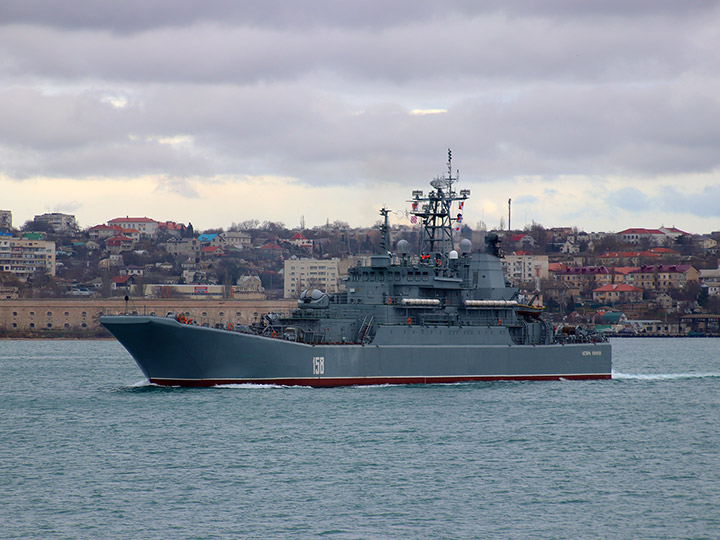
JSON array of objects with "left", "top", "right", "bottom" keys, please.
[{"left": 1, "top": 338, "right": 719, "bottom": 539}]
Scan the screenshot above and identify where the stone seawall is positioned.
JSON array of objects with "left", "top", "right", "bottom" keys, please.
[{"left": 0, "top": 298, "right": 296, "bottom": 336}]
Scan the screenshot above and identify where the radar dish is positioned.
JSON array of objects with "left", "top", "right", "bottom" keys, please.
[{"left": 430, "top": 179, "right": 448, "bottom": 190}]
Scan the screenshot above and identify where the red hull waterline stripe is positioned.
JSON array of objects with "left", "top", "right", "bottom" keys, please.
[{"left": 149, "top": 374, "right": 612, "bottom": 388}]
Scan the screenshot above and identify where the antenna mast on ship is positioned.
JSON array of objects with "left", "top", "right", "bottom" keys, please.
[
  {"left": 378, "top": 207, "right": 391, "bottom": 253},
  {"left": 409, "top": 149, "right": 470, "bottom": 264}
]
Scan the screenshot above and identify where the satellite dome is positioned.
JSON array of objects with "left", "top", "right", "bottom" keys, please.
[
  {"left": 459, "top": 238, "right": 472, "bottom": 253},
  {"left": 397, "top": 239, "right": 410, "bottom": 254},
  {"left": 448, "top": 250, "right": 459, "bottom": 260},
  {"left": 311, "top": 289, "right": 324, "bottom": 300}
]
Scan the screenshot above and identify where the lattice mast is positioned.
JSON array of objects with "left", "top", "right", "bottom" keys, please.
[
  {"left": 378, "top": 207, "right": 391, "bottom": 253},
  {"left": 409, "top": 149, "right": 470, "bottom": 264}
]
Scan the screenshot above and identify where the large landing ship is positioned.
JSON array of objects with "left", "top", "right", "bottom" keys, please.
[{"left": 101, "top": 153, "right": 611, "bottom": 386}]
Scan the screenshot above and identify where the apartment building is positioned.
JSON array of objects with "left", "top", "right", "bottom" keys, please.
[
  {"left": 627, "top": 265, "right": 699, "bottom": 291},
  {"left": 551, "top": 266, "right": 611, "bottom": 290},
  {"left": 33, "top": 212, "right": 77, "bottom": 233},
  {"left": 0, "top": 210, "right": 11, "bottom": 228},
  {"left": 0, "top": 237, "right": 56, "bottom": 281},
  {"left": 501, "top": 254, "right": 548, "bottom": 285},
  {"left": 284, "top": 257, "right": 340, "bottom": 298},
  {"left": 162, "top": 237, "right": 201, "bottom": 258}
]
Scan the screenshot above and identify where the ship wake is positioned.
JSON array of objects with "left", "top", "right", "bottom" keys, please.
[{"left": 612, "top": 371, "right": 720, "bottom": 381}]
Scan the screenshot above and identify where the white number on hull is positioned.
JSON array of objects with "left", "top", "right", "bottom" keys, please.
[{"left": 312, "top": 356, "right": 325, "bottom": 375}]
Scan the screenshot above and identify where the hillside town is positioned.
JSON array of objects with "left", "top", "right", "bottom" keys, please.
[{"left": 2, "top": 208, "right": 720, "bottom": 336}]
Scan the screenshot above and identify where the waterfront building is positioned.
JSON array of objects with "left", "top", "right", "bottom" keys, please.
[{"left": 0, "top": 237, "right": 56, "bottom": 282}]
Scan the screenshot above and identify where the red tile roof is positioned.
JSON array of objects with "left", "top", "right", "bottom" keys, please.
[
  {"left": 90, "top": 224, "right": 124, "bottom": 231},
  {"left": 106, "top": 236, "right": 133, "bottom": 245},
  {"left": 617, "top": 228, "right": 663, "bottom": 235},
  {"left": 613, "top": 266, "right": 640, "bottom": 275},
  {"left": 593, "top": 283, "right": 642, "bottom": 292},
  {"left": 108, "top": 217, "right": 157, "bottom": 224}
]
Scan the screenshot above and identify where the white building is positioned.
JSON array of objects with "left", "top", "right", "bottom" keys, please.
[
  {"left": 33, "top": 212, "right": 77, "bottom": 233},
  {"left": 219, "top": 231, "right": 252, "bottom": 249},
  {"left": 162, "top": 237, "right": 201, "bottom": 258},
  {"left": 284, "top": 257, "right": 340, "bottom": 298},
  {"left": 501, "top": 255, "right": 549, "bottom": 285},
  {"left": 107, "top": 217, "right": 159, "bottom": 238},
  {"left": 0, "top": 237, "right": 56, "bottom": 281}
]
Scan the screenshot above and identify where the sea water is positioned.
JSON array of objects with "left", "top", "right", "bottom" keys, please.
[{"left": 0, "top": 338, "right": 718, "bottom": 540}]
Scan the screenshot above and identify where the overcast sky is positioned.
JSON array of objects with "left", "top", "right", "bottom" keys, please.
[{"left": 2, "top": 1, "right": 720, "bottom": 233}]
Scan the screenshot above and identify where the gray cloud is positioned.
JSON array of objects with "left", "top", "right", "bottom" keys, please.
[
  {"left": 1, "top": 1, "right": 714, "bottom": 32},
  {"left": 658, "top": 185, "right": 720, "bottom": 217},
  {"left": 1, "top": 12, "right": 713, "bottom": 86},
  {"left": 604, "top": 187, "right": 652, "bottom": 212},
  {"left": 3, "top": 75, "right": 720, "bottom": 184},
  {"left": 2, "top": 1, "right": 720, "bottom": 226}
]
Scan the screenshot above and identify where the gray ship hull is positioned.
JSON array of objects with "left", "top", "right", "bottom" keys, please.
[{"left": 101, "top": 315, "right": 612, "bottom": 386}]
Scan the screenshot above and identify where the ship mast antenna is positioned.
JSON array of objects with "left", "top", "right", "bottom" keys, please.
[
  {"left": 378, "top": 207, "right": 391, "bottom": 253},
  {"left": 409, "top": 149, "right": 470, "bottom": 265}
]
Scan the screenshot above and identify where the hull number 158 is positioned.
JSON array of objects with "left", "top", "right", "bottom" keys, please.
[{"left": 312, "top": 356, "right": 325, "bottom": 375}]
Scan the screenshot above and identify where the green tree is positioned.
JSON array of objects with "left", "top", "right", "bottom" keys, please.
[{"left": 697, "top": 286, "right": 709, "bottom": 308}]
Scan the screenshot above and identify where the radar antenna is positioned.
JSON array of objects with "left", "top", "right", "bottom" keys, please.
[{"left": 408, "top": 149, "right": 470, "bottom": 266}]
